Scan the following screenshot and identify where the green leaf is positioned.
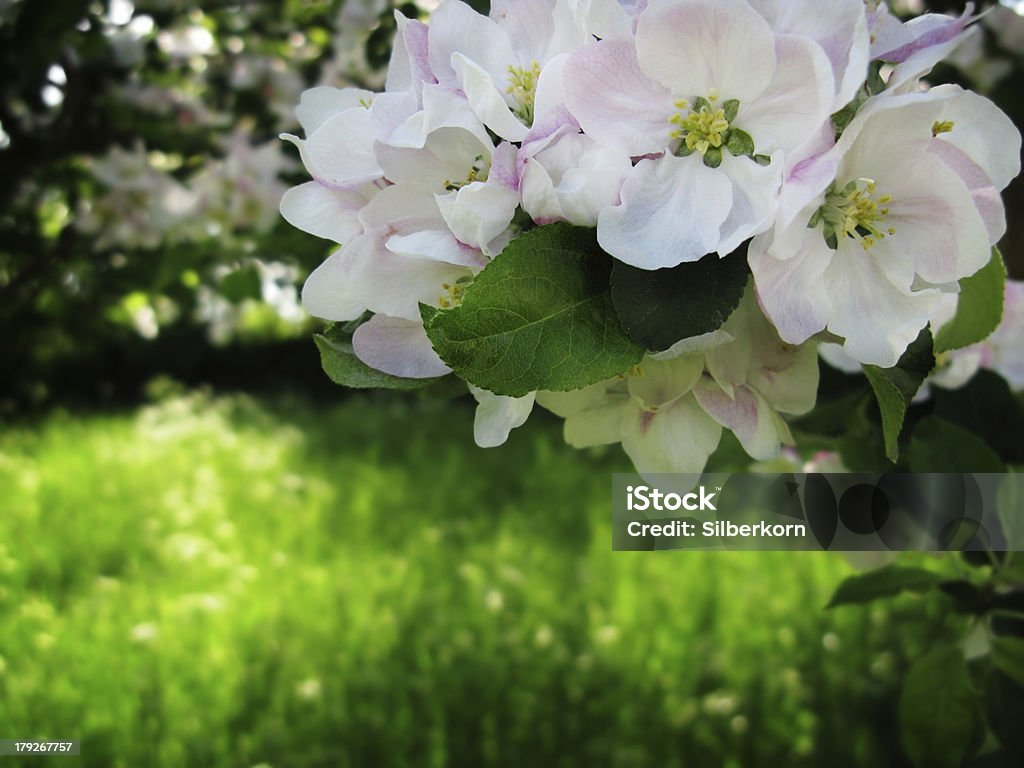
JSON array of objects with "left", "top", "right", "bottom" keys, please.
[
  {"left": 862, "top": 367, "right": 906, "bottom": 464},
  {"left": 314, "top": 326, "right": 441, "bottom": 391},
  {"left": 421, "top": 223, "right": 644, "bottom": 398},
  {"left": 993, "top": 637, "right": 1024, "bottom": 688},
  {"left": 827, "top": 565, "right": 943, "bottom": 608},
  {"left": 863, "top": 327, "right": 935, "bottom": 462},
  {"left": 907, "top": 417, "right": 1006, "bottom": 473},
  {"left": 934, "top": 248, "right": 1006, "bottom": 354},
  {"left": 900, "top": 645, "right": 982, "bottom": 768},
  {"left": 610, "top": 245, "right": 750, "bottom": 352}
]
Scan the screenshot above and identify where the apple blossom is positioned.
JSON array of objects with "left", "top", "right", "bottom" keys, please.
[
  {"left": 536, "top": 289, "right": 819, "bottom": 474},
  {"left": 564, "top": 0, "right": 838, "bottom": 269},
  {"left": 750, "top": 85, "right": 1021, "bottom": 367}
]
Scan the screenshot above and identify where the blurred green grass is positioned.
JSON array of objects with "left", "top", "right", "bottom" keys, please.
[{"left": 0, "top": 392, "right": 951, "bottom": 767}]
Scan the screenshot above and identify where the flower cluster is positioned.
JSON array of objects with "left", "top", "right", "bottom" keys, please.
[{"left": 282, "top": 0, "right": 1021, "bottom": 475}]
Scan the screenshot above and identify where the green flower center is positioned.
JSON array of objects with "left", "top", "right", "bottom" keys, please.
[
  {"left": 811, "top": 179, "right": 895, "bottom": 251},
  {"left": 507, "top": 61, "right": 542, "bottom": 126},
  {"left": 669, "top": 93, "right": 766, "bottom": 169}
]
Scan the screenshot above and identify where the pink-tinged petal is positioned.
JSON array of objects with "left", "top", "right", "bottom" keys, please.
[
  {"left": 885, "top": 23, "right": 975, "bottom": 94},
  {"left": 636, "top": 0, "right": 776, "bottom": 102},
  {"left": 436, "top": 181, "right": 519, "bottom": 256},
  {"left": 294, "top": 87, "right": 375, "bottom": 135},
  {"left": 927, "top": 139, "right": 1005, "bottom": 245},
  {"left": 823, "top": 242, "right": 945, "bottom": 367},
  {"left": 375, "top": 127, "right": 492, "bottom": 189},
  {"left": 881, "top": 151, "right": 991, "bottom": 286},
  {"left": 352, "top": 315, "right": 452, "bottom": 379},
  {"left": 522, "top": 132, "right": 632, "bottom": 227},
  {"left": 279, "top": 181, "right": 373, "bottom": 244},
  {"left": 716, "top": 152, "right": 782, "bottom": 257},
  {"left": 750, "top": 228, "right": 834, "bottom": 346},
  {"left": 289, "top": 108, "right": 382, "bottom": 189},
  {"left": 386, "top": 12, "right": 435, "bottom": 94},
  {"left": 776, "top": 122, "right": 836, "bottom": 233},
  {"left": 359, "top": 258, "right": 470, "bottom": 322},
  {"left": 358, "top": 184, "right": 445, "bottom": 237},
  {"left": 740, "top": 34, "right": 833, "bottom": 155},
  {"left": 428, "top": 0, "right": 515, "bottom": 87},
  {"left": 385, "top": 230, "right": 488, "bottom": 269},
  {"left": 597, "top": 155, "right": 732, "bottom": 268},
  {"left": 489, "top": 141, "right": 520, "bottom": 192},
  {"left": 564, "top": 397, "right": 630, "bottom": 448},
  {"left": 621, "top": 394, "right": 723, "bottom": 475},
  {"left": 341, "top": 235, "right": 470, "bottom": 322},
  {"left": 385, "top": 86, "right": 490, "bottom": 149},
  {"left": 524, "top": 53, "right": 579, "bottom": 153},
  {"left": 451, "top": 53, "right": 530, "bottom": 142},
  {"left": 694, "top": 379, "right": 780, "bottom": 461},
  {"left": 520, "top": 158, "right": 562, "bottom": 224},
  {"left": 368, "top": 91, "right": 422, "bottom": 145},
  {"left": 875, "top": 5, "right": 975, "bottom": 63},
  {"left": 490, "top": 0, "right": 556, "bottom": 61},
  {"left": 470, "top": 387, "right": 536, "bottom": 448},
  {"left": 300, "top": 246, "right": 368, "bottom": 322},
  {"left": 749, "top": 341, "right": 820, "bottom": 416},
  {"left": 929, "top": 85, "right": 1022, "bottom": 192},
  {"left": 747, "top": 0, "right": 869, "bottom": 112},
  {"left": 564, "top": 38, "right": 674, "bottom": 157}
]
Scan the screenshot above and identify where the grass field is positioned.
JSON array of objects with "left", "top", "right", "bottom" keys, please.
[{"left": 0, "top": 391, "right": 958, "bottom": 767}]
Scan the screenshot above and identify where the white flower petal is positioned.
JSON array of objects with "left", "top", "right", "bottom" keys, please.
[
  {"left": 564, "top": 38, "right": 674, "bottom": 157},
  {"left": 694, "top": 380, "right": 780, "bottom": 461},
  {"left": 428, "top": 0, "right": 515, "bottom": 87},
  {"left": 597, "top": 155, "right": 732, "bottom": 268},
  {"left": 296, "top": 108, "right": 381, "bottom": 188},
  {"left": 740, "top": 34, "right": 833, "bottom": 155},
  {"left": 471, "top": 387, "right": 536, "bottom": 448},
  {"left": 385, "top": 230, "right": 488, "bottom": 269},
  {"left": 301, "top": 246, "right": 368, "bottom": 322},
  {"left": 352, "top": 315, "right": 452, "bottom": 379},
  {"left": 636, "top": 0, "right": 776, "bottom": 102},
  {"left": 294, "top": 87, "right": 375, "bottom": 135},
  {"left": 628, "top": 354, "right": 703, "bottom": 410},
  {"left": 824, "top": 242, "right": 944, "bottom": 367},
  {"left": 565, "top": 396, "right": 630, "bottom": 448},
  {"left": 436, "top": 181, "right": 519, "bottom": 255},
  {"left": 750, "top": 228, "right": 834, "bottom": 345},
  {"left": 451, "top": 53, "right": 530, "bottom": 143},
  {"left": 621, "top": 395, "right": 723, "bottom": 475},
  {"left": 279, "top": 182, "right": 371, "bottom": 244}
]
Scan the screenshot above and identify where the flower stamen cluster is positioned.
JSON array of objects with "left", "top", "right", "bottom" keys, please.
[
  {"left": 506, "top": 62, "right": 542, "bottom": 126},
  {"left": 811, "top": 179, "right": 894, "bottom": 251},
  {"left": 443, "top": 155, "right": 489, "bottom": 192}
]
